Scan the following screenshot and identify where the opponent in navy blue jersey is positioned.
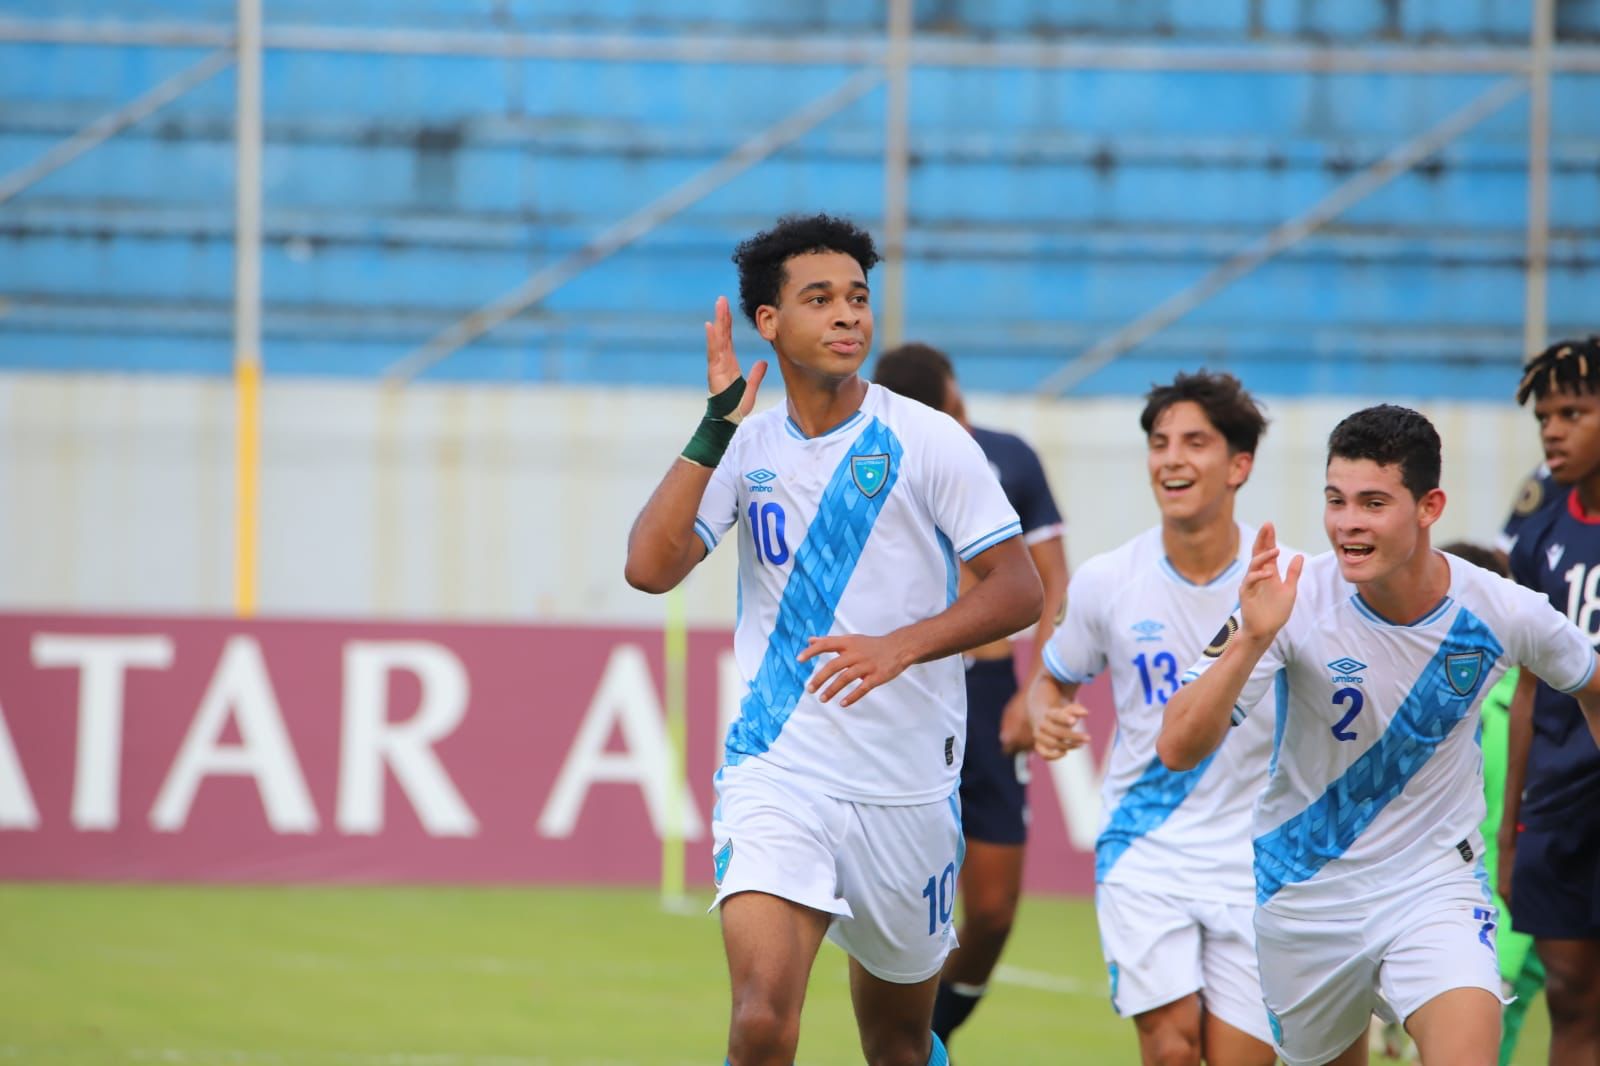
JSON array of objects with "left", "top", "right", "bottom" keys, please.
[
  {"left": 1496, "top": 463, "right": 1561, "bottom": 558},
  {"left": 624, "top": 214, "right": 1042, "bottom": 1066},
  {"left": 874, "top": 342, "right": 1069, "bottom": 1051},
  {"left": 1504, "top": 336, "right": 1600, "bottom": 1064}
]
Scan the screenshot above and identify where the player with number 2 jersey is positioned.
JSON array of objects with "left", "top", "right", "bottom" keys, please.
[{"left": 1162, "top": 404, "right": 1600, "bottom": 1066}]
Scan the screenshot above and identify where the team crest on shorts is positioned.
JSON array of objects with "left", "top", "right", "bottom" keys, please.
[
  {"left": 1444, "top": 651, "right": 1484, "bottom": 697},
  {"left": 851, "top": 454, "right": 890, "bottom": 498},
  {"left": 713, "top": 840, "right": 733, "bottom": 886}
]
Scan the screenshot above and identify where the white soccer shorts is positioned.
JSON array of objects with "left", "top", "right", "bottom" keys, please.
[
  {"left": 709, "top": 760, "right": 964, "bottom": 983},
  {"left": 1095, "top": 882, "right": 1275, "bottom": 1045},
  {"left": 1254, "top": 870, "right": 1508, "bottom": 1066}
]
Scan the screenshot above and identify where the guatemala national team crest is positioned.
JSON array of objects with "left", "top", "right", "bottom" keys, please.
[
  {"left": 851, "top": 454, "right": 890, "bottom": 498},
  {"left": 1445, "top": 651, "right": 1484, "bottom": 697},
  {"left": 713, "top": 840, "right": 733, "bottom": 886}
]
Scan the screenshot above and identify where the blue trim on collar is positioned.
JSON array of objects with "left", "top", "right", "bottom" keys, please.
[
  {"left": 1351, "top": 593, "right": 1454, "bottom": 628},
  {"left": 785, "top": 409, "right": 867, "bottom": 441},
  {"left": 1159, "top": 556, "right": 1243, "bottom": 588}
]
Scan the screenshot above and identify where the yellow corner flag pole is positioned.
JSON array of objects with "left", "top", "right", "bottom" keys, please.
[
  {"left": 232, "top": 356, "right": 260, "bottom": 616},
  {"left": 231, "top": 0, "right": 263, "bottom": 618},
  {"left": 660, "top": 586, "right": 689, "bottom": 910}
]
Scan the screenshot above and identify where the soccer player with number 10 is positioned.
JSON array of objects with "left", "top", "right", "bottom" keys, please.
[{"left": 624, "top": 213, "right": 1042, "bottom": 1066}]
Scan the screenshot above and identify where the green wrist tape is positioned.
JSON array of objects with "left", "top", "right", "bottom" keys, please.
[{"left": 682, "top": 377, "right": 747, "bottom": 467}]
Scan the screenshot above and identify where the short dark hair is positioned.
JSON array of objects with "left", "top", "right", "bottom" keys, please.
[
  {"left": 731, "top": 213, "right": 881, "bottom": 327},
  {"left": 1439, "top": 541, "right": 1508, "bottom": 578},
  {"left": 1516, "top": 335, "right": 1600, "bottom": 405},
  {"left": 874, "top": 342, "right": 954, "bottom": 411},
  {"left": 1325, "top": 404, "right": 1441, "bottom": 499},
  {"left": 1139, "top": 370, "right": 1268, "bottom": 455}
]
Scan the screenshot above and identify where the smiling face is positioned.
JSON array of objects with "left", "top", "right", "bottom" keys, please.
[
  {"left": 1146, "top": 400, "right": 1252, "bottom": 528},
  {"left": 1533, "top": 386, "right": 1600, "bottom": 486},
  {"left": 1323, "top": 457, "right": 1444, "bottom": 584},
  {"left": 754, "top": 251, "right": 873, "bottom": 383}
]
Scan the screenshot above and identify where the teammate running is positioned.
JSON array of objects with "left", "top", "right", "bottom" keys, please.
[
  {"left": 1161, "top": 404, "right": 1600, "bottom": 1066},
  {"left": 1030, "top": 371, "right": 1279, "bottom": 1065}
]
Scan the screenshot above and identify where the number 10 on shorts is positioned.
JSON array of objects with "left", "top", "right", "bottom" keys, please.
[{"left": 922, "top": 863, "right": 957, "bottom": 934}]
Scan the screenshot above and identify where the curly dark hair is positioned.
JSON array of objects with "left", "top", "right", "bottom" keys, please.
[
  {"left": 873, "top": 342, "right": 955, "bottom": 411},
  {"left": 1516, "top": 335, "right": 1600, "bottom": 405},
  {"left": 731, "top": 213, "right": 881, "bottom": 327},
  {"left": 1139, "top": 370, "right": 1268, "bottom": 455},
  {"left": 1326, "top": 404, "right": 1441, "bottom": 499}
]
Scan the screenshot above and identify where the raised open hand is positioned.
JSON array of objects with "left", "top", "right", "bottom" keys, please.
[
  {"left": 705, "top": 295, "right": 766, "bottom": 421},
  {"left": 1238, "top": 522, "right": 1303, "bottom": 644}
]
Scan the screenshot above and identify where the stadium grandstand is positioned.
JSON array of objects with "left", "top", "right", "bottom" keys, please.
[{"left": 1, "top": 1, "right": 1596, "bottom": 1063}]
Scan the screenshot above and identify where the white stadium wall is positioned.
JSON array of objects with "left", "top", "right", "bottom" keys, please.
[{"left": 0, "top": 372, "right": 1541, "bottom": 623}]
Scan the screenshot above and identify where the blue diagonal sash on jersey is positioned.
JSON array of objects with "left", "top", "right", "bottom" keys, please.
[
  {"left": 1253, "top": 608, "right": 1503, "bottom": 903},
  {"left": 725, "top": 418, "right": 905, "bottom": 764},
  {"left": 1096, "top": 750, "right": 1219, "bottom": 881}
]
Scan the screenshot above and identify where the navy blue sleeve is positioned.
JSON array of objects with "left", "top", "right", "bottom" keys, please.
[
  {"left": 1008, "top": 437, "right": 1063, "bottom": 538},
  {"left": 1501, "top": 467, "right": 1561, "bottom": 552},
  {"left": 1509, "top": 500, "right": 1557, "bottom": 591}
]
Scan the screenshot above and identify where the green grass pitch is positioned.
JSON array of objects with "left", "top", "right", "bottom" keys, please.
[{"left": 0, "top": 884, "right": 1546, "bottom": 1064}]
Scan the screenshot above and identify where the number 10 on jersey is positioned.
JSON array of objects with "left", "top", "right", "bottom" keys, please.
[
  {"left": 747, "top": 502, "right": 789, "bottom": 565},
  {"left": 923, "top": 862, "right": 956, "bottom": 934}
]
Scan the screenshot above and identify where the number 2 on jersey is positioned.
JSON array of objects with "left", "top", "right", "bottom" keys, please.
[
  {"left": 1133, "top": 652, "right": 1180, "bottom": 705},
  {"left": 1331, "top": 686, "right": 1363, "bottom": 741},
  {"left": 747, "top": 501, "right": 789, "bottom": 565}
]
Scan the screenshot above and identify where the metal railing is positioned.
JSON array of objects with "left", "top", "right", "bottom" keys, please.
[{"left": 0, "top": 0, "right": 1573, "bottom": 605}]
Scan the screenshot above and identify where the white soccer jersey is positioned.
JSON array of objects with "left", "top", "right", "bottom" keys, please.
[
  {"left": 696, "top": 383, "right": 1022, "bottom": 804},
  {"left": 1042, "top": 524, "right": 1277, "bottom": 902},
  {"left": 1183, "top": 551, "right": 1596, "bottom": 915}
]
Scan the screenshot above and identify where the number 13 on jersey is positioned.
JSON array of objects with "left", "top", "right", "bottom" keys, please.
[{"left": 1133, "top": 651, "right": 1180, "bottom": 705}]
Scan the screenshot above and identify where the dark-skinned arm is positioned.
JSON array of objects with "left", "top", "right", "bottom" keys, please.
[
  {"left": 999, "top": 535, "right": 1069, "bottom": 753},
  {"left": 1574, "top": 653, "right": 1600, "bottom": 747},
  {"left": 623, "top": 295, "right": 766, "bottom": 594},
  {"left": 1496, "top": 667, "right": 1538, "bottom": 909},
  {"left": 623, "top": 460, "right": 715, "bottom": 594}
]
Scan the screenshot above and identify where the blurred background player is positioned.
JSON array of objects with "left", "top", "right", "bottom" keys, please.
[
  {"left": 1505, "top": 337, "right": 1600, "bottom": 1066},
  {"left": 1028, "top": 371, "right": 1278, "bottom": 1066},
  {"left": 623, "top": 213, "right": 1042, "bottom": 1066},
  {"left": 1437, "top": 541, "right": 1545, "bottom": 1066},
  {"left": 872, "top": 342, "right": 1070, "bottom": 1052},
  {"left": 1161, "top": 404, "right": 1600, "bottom": 1066},
  {"left": 1496, "top": 463, "right": 1561, "bottom": 564}
]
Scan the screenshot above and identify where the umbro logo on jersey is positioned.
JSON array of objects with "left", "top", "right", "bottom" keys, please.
[
  {"left": 1131, "top": 619, "right": 1165, "bottom": 643},
  {"left": 1548, "top": 543, "right": 1566, "bottom": 571},
  {"left": 1328, "top": 657, "right": 1367, "bottom": 684},
  {"left": 745, "top": 469, "right": 778, "bottom": 494}
]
